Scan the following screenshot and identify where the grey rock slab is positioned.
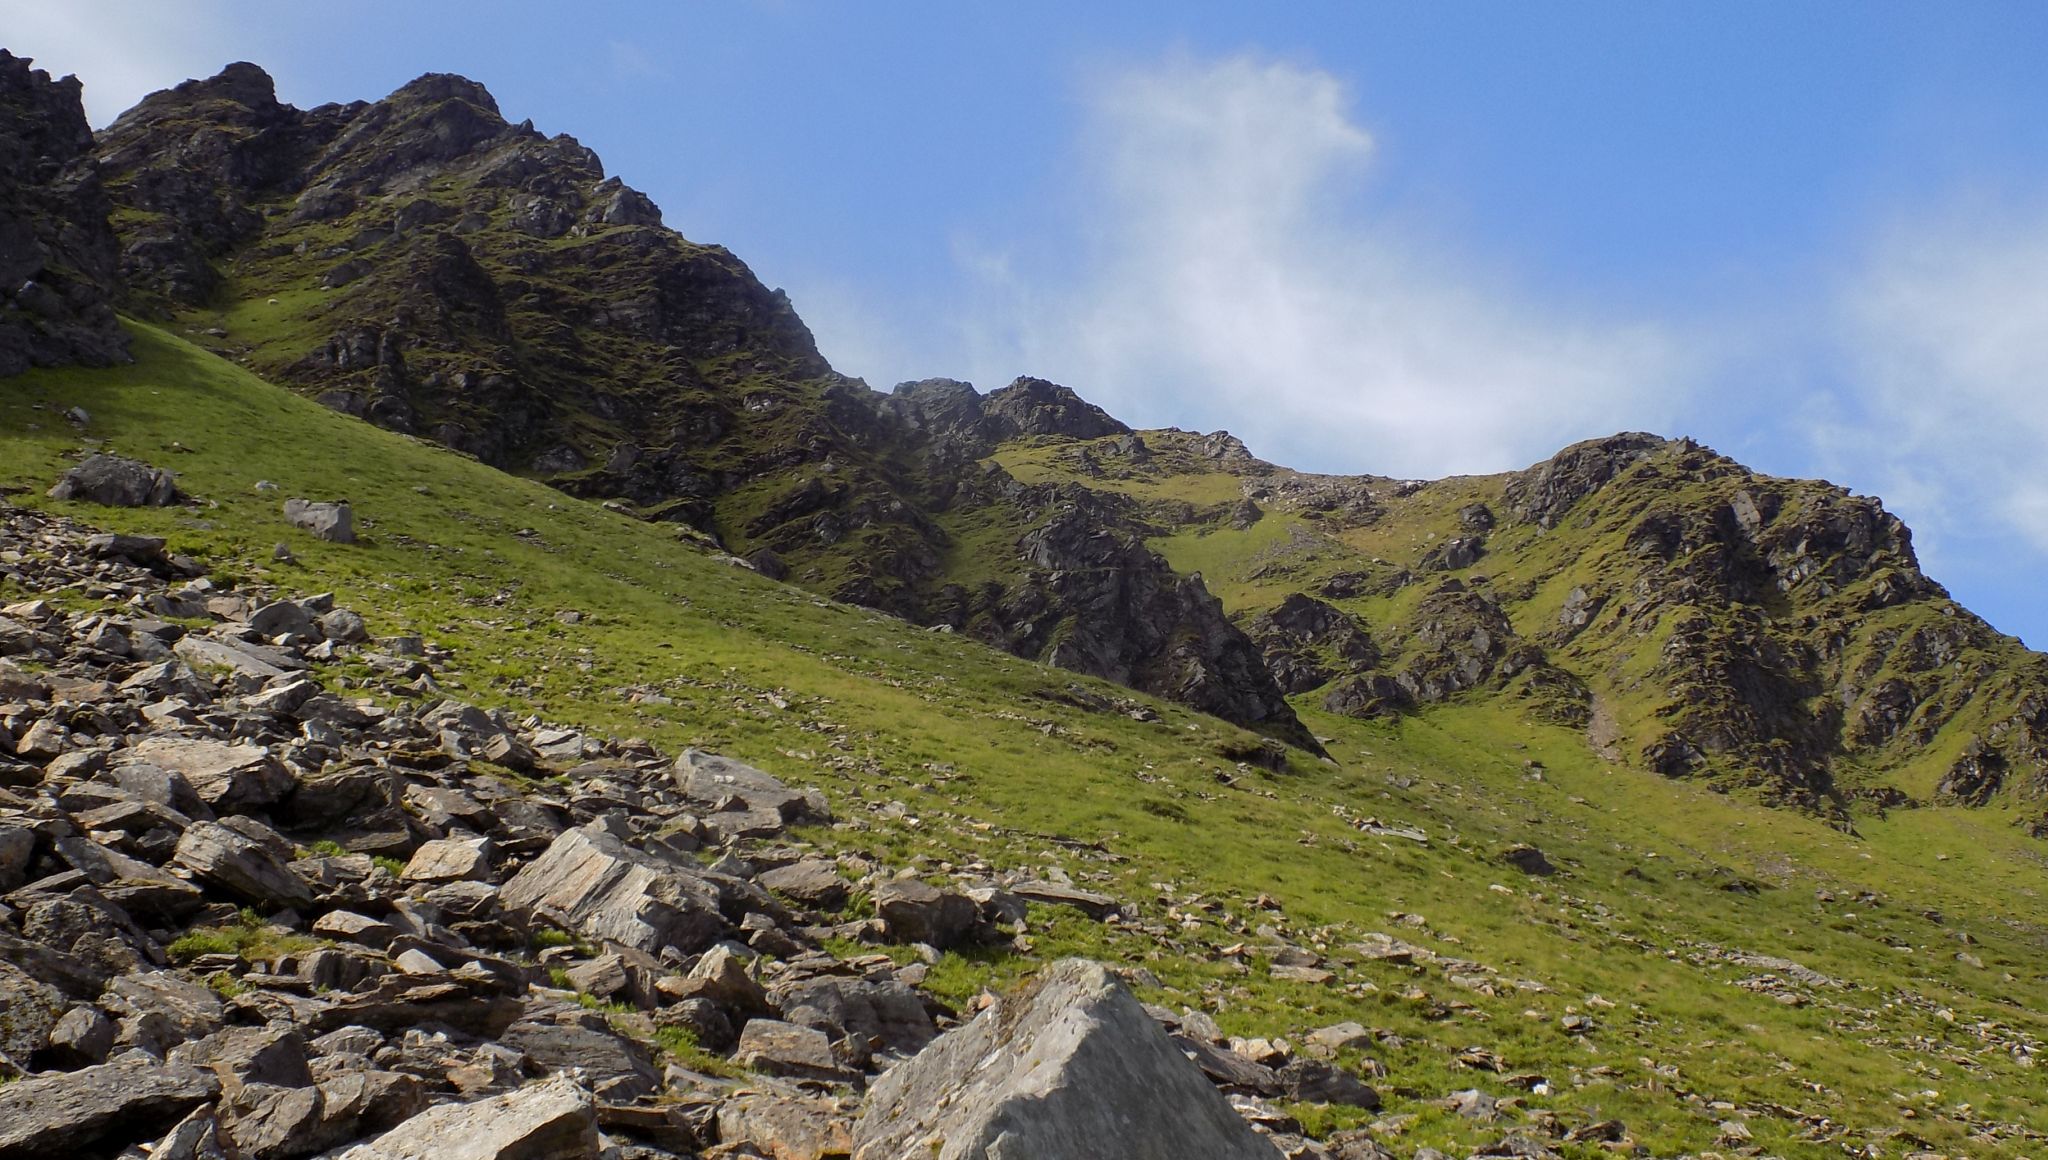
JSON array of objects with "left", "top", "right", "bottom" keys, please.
[
  {"left": 853, "top": 958, "right": 1282, "bottom": 1160},
  {"left": 174, "top": 636, "right": 305, "bottom": 679},
  {"left": 498, "top": 823, "right": 723, "bottom": 955},
  {"left": 173, "top": 820, "right": 317, "bottom": 908},
  {"left": 337, "top": 1073, "right": 597, "bottom": 1160},
  {"left": 283, "top": 499, "right": 355, "bottom": 544},
  {"left": 0, "top": 1054, "right": 220, "bottom": 1157},
  {"left": 400, "top": 836, "right": 493, "bottom": 883},
  {"left": 129, "top": 736, "right": 296, "bottom": 810}
]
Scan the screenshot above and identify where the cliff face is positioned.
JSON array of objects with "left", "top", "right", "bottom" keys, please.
[{"left": 0, "top": 50, "right": 128, "bottom": 374}]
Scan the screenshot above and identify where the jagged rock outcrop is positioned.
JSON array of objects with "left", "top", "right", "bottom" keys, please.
[
  {"left": 0, "top": 50, "right": 128, "bottom": 375},
  {"left": 977, "top": 498, "right": 1316, "bottom": 752}
]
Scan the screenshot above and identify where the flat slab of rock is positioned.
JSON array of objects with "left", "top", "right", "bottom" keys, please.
[
  {"left": 339, "top": 1074, "right": 597, "bottom": 1160},
  {"left": 854, "top": 958, "right": 1281, "bottom": 1160},
  {"left": 499, "top": 823, "right": 724, "bottom": 955},
  {"left": 0, "top": 1055, "right": 220, "bottom": 1157}
]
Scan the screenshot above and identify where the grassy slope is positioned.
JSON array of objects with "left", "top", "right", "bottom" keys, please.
[{"left": 5, "top": 324, "right": 2047, "bottom": 1156}]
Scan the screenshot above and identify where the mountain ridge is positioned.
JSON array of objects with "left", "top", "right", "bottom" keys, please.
[{"left": 16, "top": 55, "right": 2048, "bottom": 823}]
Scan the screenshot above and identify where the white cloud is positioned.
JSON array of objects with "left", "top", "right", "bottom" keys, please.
[
  {"left": 5, "top": 1, "right": 238, "bottom": 125},
  {"left": 949, "top": 52, "right": 1688, "bottom": 478},
  {"left": 1833, "top": 199, "right": 2048, "bottom": 558}
]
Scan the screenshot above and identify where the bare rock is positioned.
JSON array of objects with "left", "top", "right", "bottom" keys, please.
[
  {"left": 853, "top": 958, "right": 1281, "bottom": 1159},
  {"left": 128, "top": 736, "right": 295, "bottom": 811},
  {"left": 173, "top": 819, "right": 317, "bottom": 908},
  {"left": 283, "top": 499, "right": 355, "bottom": 544},
  {"left": 338, "top": 1073, "right": 597, "bottom": 1160},
  {"left": 0, "top": 1054, "right": 220, "bottom": 1157},
  {"left": 498, "top": 823, "right": 724, "bottom": 955},
  {"left": 47, "top": 454, "right": 178, "bottom": 507}
]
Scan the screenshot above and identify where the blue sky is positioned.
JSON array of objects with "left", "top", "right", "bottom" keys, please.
[{"left": 13, "top": 2, "right": 2048, "bottom": 645}]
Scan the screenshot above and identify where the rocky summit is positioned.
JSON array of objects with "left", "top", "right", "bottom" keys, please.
[{"left": 1, "top": 50, "right": 2047, "bottom": 1160}]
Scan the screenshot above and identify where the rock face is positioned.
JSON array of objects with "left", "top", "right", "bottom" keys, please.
[
  {"left": 853, "top": 958, "right": 1281, "bottom": 1160},
  {"left": 0, "top": 50, "right": 129, "bottom": 376}
]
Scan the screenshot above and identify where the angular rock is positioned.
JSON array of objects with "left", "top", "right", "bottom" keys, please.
[
  {"left": 338, "top": 1074, "right": 597, "bottom": 1160},
  {"left": 854, "top": 958, "right": 1280, "bottom": 1159},
  {"left": 0, "top": 959, "right": 65, "bottom": 1065},
  {"left": 735, "top": 1019, "right": 854, "bottom": 1084},
  {"left": 284, "top": 498, "right": 355, "bottom": 543},
  {"left": 718, "top": 1093, "right": 854, "bottom": 1160},
  {"left": 498, "top": 823, "right": 723, "bottom": 955},
  {"left": 757, "top": 858, "right": 849, "bottom": 911},
  {"left": 872, "top": 878, "right": 980, "bottom": 948},
  {"left": 774, "top": 975, "right": 936, "bottom": 1059},
  {"left": 498, "top": 1012, "right": 660, "bottom": 1102},
  {"left": 128, "top": 736, "right": 296, "bottom": 811},
  {"left": 0, "top": 1055, "right": 220, "bottom": 1157},
  {"left": 401, "top": 836, "right": 493, "bottom": 883},
  {"left": 173, "top": 820, "right": 317, "bottom": 908}
]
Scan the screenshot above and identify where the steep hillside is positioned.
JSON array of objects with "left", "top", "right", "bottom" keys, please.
[
  {"left": 991, "top": 427, "right": 2048, "bottom": 824},
  {"left": 6, "top": 318, "right": 2048, "bottom": 1158}
]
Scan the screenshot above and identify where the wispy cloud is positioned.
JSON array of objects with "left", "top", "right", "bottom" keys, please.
[
  {"left": 5, "top": 1, "right": 241, "bottom": 125},
  {"left": 951, "top": 52, "right": 1689, "bottom": 477},
  {"left": 1826, "top": 196, "right": 2048, "bottom": 567}
]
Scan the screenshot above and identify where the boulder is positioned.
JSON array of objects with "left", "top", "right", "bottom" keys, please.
[
  {"left": 672, "top": 749, "right": 824, "bottom": 840},
  {"left": 757, "top": 858, "right": 849, "bottom": 910},
  {"left": 773, "top": 975, "right": 936, "bottom": 1059},
  {"left": 498, "top": 823, "right": 724, "bottom": 955},
  {"left": 128, "top": 736, "right": 295, "bottom": 811},
  {"left": 718, "top": 1093, "right": 855, "bottom": 1160},
  {"left": 873, "top": 878, "right": 980, "bottom": 948},
  {"left": 0, "top": 1055, "right": 220, "bottom": 1157},
  {"left": 735, "top": 1019, "right": 854, "bottom": 1084},
  {"left": 401, "top": 836, "right": 493, "bottom": 883},
  {"left": 498, "top": 1012, "right": 660, "bottom": 1102},
  {"left": 853, "top": 958, "right": 1280, "bottom": 1160},
  {"left": 47, "top": 454, "right": 179, "bottom": 507},
  {"left": 338, "top": 1074, "right": 597, "bottom": 1160},
  {"left": 283, "top": 499, "right": 355, "bottom": 544},
  {"left": 173, "top": 820, "right": 317, "bottom": 908},
  {"left": 0, "top": 959, "right": 65, "bottom": 1065}
]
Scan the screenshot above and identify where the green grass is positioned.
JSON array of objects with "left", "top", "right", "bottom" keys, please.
[{"left": 7, "top": 322, "right": 2048, "bottom": 1156}]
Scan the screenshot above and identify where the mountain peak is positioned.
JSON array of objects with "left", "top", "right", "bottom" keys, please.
[{"left": 385, "top": 71, "right": 502, "bottom": 116}]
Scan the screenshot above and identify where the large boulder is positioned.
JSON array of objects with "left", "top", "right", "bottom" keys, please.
[
  {"left": 498, "top": 823, "right": 724, "bottom": 955},
  {"left": 46, "top": 454, "right": 179, "bottom": 506},
  {"left": 853, "top": 958, "right": 1281, "bottom": 1159}
]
